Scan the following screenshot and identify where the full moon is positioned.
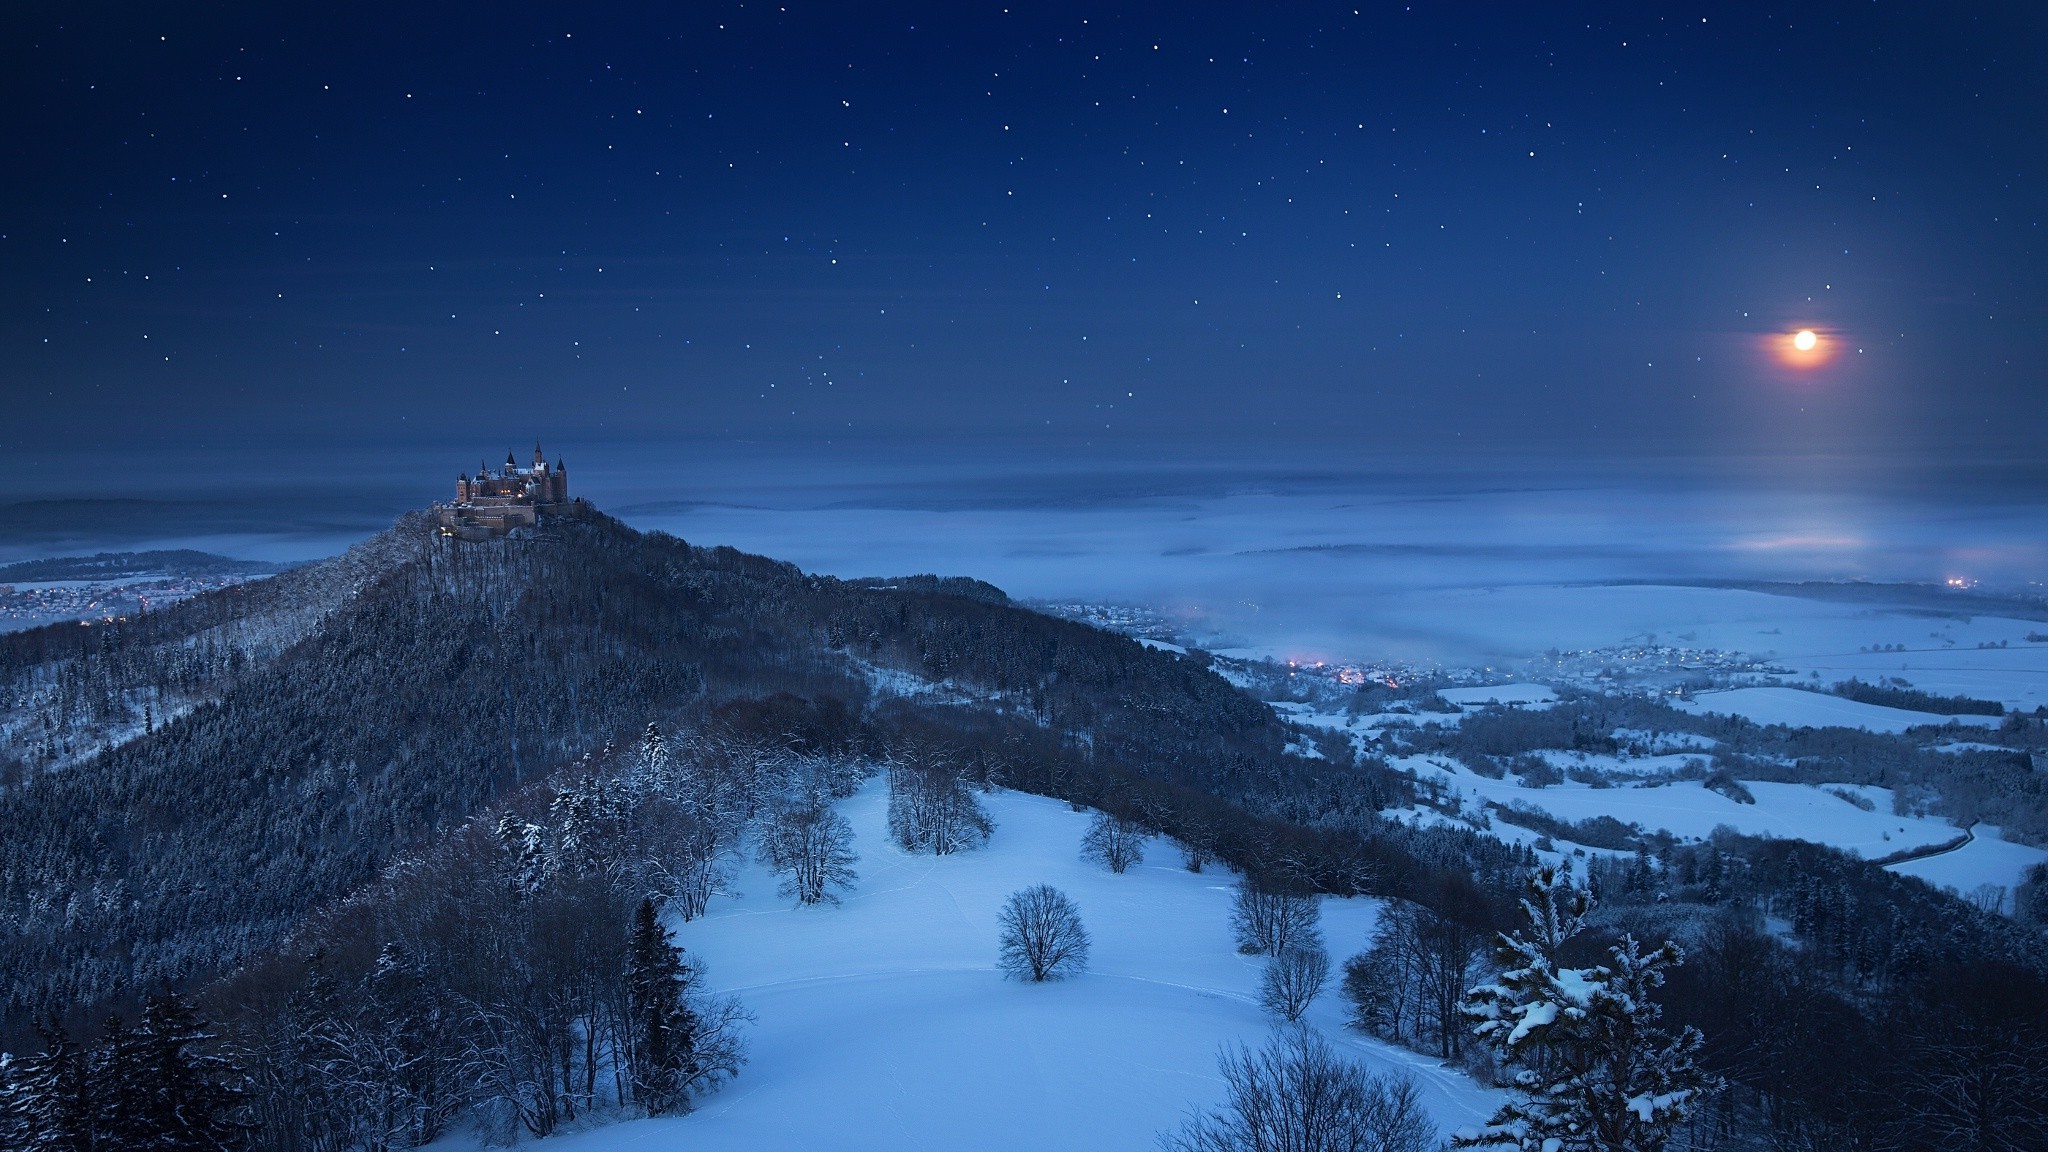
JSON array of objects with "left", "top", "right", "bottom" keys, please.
[{"left": 1768, "top": 326, "right": 1834, "bottom": 369}]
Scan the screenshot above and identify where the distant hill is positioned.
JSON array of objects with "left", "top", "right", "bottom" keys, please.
[
  {"left": 0, "top": 496, "right": 407, "bottom": 550},
  {"left": 0, "top": 549, "right": 286, "bottom": 583}
]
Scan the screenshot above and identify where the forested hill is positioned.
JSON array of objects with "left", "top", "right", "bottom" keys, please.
[
  {"left": 0, "top": 507, "right": 1456, "bottom": 1039},
  {"left": 0, "top": 527, "right": 426, "bottom": 774}
]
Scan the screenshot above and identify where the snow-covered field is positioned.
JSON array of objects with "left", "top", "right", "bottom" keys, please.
[
  {"left": 535, "top": 782, "right": 1499, "bottom": 1152},
  {"left": 1395, "top": 755, "right": 1963, "bottom": 860},
  {"left": 1885, "top": 825, "right": 2048, "bottom": 903},
  {"left": 1438, "top": 684, "right": 1557, "bottom": 708},
  {"left": 1676, "top": 687, "right": 2005, "bottom": 734},
  {"left": 1522, "top": 749, "right": 1714, "bottom": 779}
]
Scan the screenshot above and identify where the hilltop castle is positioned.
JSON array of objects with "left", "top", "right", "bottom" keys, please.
[{"left": 436, "top": 443, "right": 576, "bottom": 539}]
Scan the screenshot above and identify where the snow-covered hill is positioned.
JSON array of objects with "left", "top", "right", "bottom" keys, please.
[{"left": 533, "top": 781, "right": 1500, "bottom": 1151}]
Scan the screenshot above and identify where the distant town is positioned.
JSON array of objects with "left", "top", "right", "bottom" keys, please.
[{"left": 0, "top": 573, "right": 260, "bottom": 632}]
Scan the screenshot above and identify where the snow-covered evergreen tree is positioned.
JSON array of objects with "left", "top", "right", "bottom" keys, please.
[
  {"left": 494, "top": 812, "right": 553, "bottom": 896},
  {"left": 0, "top": 1053, "right": 19, "bottom": 1149},
  {"left": 639, "top": 721, "right": 669, "bottom": 775},
  {"left": 625, "top": 898, "right": 698, "bottom": 1115},
  {"left": 124, "top": 987, "right": 250, "bottom": 1149},
  {"left": 1455, "top": 862, "right": 1718, "bottom": 1152},
  {"left": 9, "top": 1019, "right": 93, "bottom": 1152}
]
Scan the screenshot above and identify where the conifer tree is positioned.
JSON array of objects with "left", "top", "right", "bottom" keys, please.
[
  {"left": 92, "top": 1011, "right": 148, "bottom": 1147},
  {"left": 10, "top": 1018, "right": 95, "bottom": 1152},
  {"left": 1455, "top": 863, "right": 1718, "bottom": 1152},
  {"left": 117, "top": 987, "right": 250, "bottom": 1150},
  {"left": 0, "top": 1054, "right": 20, "bottom": 1149},
  {"left": 641, "top": 720, "right": 668, "bottom": 768},
  {"left": 625, "top": 898, "right": 699, "bottom": 1115}
]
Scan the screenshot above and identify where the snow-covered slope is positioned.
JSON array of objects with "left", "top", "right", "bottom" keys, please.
[
  {"left": 1675, "top": 686, "right": 2003, "bottom": 734},
  {"left": 536, "top": 782, "right": 1500, "bottom": 1151}
]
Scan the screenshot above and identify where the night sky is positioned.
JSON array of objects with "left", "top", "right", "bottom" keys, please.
[{"left": 5, "top": 2, "right": 2045, "bottom": 474}]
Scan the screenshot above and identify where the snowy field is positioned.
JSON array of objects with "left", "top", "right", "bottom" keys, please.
[
  {"left": 531, "top": 782, "right": 1499, "bottom": 1152},
  {"left": 1885, "top": 825, "right": 2048, "bottom": 902},
  {"left": 1521, "top": 749, "right": 1716, "bottom": 779},
  {"left": 1272, "top": 694, "right": 2042, "bottom": 891},
  {"left": 1395, "top": 756, "right": 1963, "bottom": 860},
  {"left": 1676, "top": 687, "right": 2005, "bottom": 734}
]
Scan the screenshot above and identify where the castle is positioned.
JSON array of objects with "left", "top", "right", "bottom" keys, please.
[{"left": 436, "top": 443, "right": 576, "bottom": 539}]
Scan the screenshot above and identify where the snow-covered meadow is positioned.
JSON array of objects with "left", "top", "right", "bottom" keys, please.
[
  {"left": 1378, "top": 750, "right": 2048, "bottom": 897},
  {"left": 532, "top": 781, "right": 1499, "bottom": 1152},
  {"left": 1438, "top": 684, "right": 1558, "bottom": 708},
  {"left": 1675, "top": 686, "right": 2004, "bottom": 734},
  {"left": 1886, "top": 825, "right": 2048, "bottom": 896},
  {"left": 1394, "top": 755, "right": 1954, "bottom": 857}
]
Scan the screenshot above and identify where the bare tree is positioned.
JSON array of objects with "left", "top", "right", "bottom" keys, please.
[
  {"left": 997, "top": 884, "right": 1091, "bottom": 982},
  {"left": 1341, "top": 898, "right": 1482, "bottom": 1061},
  {"left": 1175, "top": 810, "right": 1219, "bottom": 872},
  {"left": 886, "top": 745, "right": 994, "bottom": 855},
  {"left": 1410, "top": 903, "right": 1482, "bottom": 1062},
  {"left": 1081, "top": 812, "right": 1148, "bottom": 873},
  {"left": 1232, "top": 879, "right": 1322, "bottom": 957},
  {"left": 758, "top": 801, "right": 858, "bottom": 906},
  {"left": 1340, "top": 913, "right": 1420, "bottom": 1044},
  {"left": 1262, "top": 945, "right": 1331, "bottom": 1024},
  {"left": 1161, "top": 1026, "right": 1436, "bottom": 1152},
  {"left": 645, "top": 810, "right": 736, "bottom": 922}
]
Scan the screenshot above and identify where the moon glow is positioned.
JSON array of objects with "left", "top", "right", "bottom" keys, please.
[{"left": 1772, "top": 326, "right": 1834, "bottom": 369}]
